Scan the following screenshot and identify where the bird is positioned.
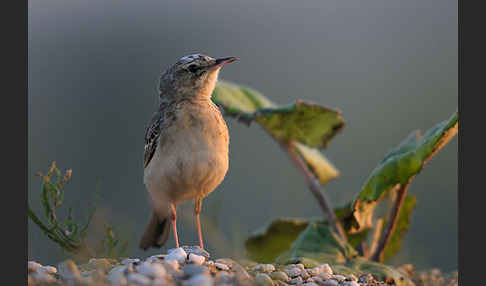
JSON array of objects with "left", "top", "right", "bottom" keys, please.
[{"left": 139, "top": 53, "right": 237, "bottom": 250}]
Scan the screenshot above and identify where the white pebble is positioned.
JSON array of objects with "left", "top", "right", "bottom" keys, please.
[
  {"left": 107, "top": 267, "right": 127, "bottom": 286},
  {"left": 163, "top": 259, "right": 180, "bottom": 270},
  {"left": 166, "top": 247, "right": 187, "bottom": 264},
  {"left": 28, "top": 261, "right": 41, "bottom": 272},
  {"left": 188, "top": 253, "right": 206, "bottom": 265},
  {"left": 295, "top": 264, "right": 305, "bottom": 270},
  {"left": 318, "top": 264, "right": 333, "bottom": 275},
  {"left": 255, "top": 273, "right": 274, "bottom": 286},
  {"left": 39, "top": 266, "right": 57, "bottom": 274},
  {"left": 319, "top": 273, "right": 332, "bottom": 281},
  {"left": 127, "top": 273, "right": 151, "bottom": 286},
  {"left": 214, "top": 262, "right": 230, "bottom": 271},
  {"left": 252, "top": 264, "right": 275, "bottom": 272},
  {"left": 333, "top": 274, "right": 346, "bottom": 282},
  {"left": 344, "top": 282, "right": 359, "bottom": 286},
  {"left": 137, "top": 261, "right": 167, "bottom": 278},
  {"left": 185, "top": 274, "right": 213, "bottom": 286},
  {"left": 304, "top": 283, "right": 319, "bottom": 286}
]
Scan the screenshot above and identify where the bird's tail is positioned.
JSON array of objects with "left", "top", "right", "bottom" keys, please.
[{"left": 139, "top": 210, "right": 171, "bottom": 250}]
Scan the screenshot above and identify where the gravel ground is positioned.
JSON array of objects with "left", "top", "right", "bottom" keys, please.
[{"left": 28, "top": 246, "right": 458, "bottom": 286}]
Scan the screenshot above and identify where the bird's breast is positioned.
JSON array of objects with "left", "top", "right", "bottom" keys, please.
[{"left": 144, "top": 101, "right": 229, "bottom": 203}]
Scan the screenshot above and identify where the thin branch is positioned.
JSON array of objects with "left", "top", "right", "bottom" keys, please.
[
  {"left": 371, "top": 182, "right": 411, "bottom": 262},
  {"left": 283, "top": 142, "right": 347, "bottom": 243}
]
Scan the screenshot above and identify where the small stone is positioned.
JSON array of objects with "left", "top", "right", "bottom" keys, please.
[
  {"left": 185, "top": 273, "right": 213, "bottom": 286},
  {"left": 137, "top": 261, "right": 167, "bottom": 278},
  {"left": 323, "top": 279, "right": 338, "bottom": 286},
  {"left": 274, "top": 281, "right": 289, "bottom": 286},
  {"left": 312, "top": 276, "right": 323, "bottom": 284},
  {"left": 285, "top": 266, "right": 301, "bottom": 278},
  {"left": 215, "top": 271, "right": 234, "bottom": 284},
  {"left": 163, "top": 258, "right": 180, "bottom": 271},
  {"left": 307, "top": 267, "right": 321, "bottom": 276},
  {"left": 303, "top": 283, "right": 318, "bottom": 286},
  {"left": 150, "top": 254, "right": 166, "bottom": 260},
  {"left": 183, "top": 264, "right": 209, "bottom": 277},
  {"left": 188, "top": 253, "right": 206, "bottom": 265},
  {"left": 216, "top": 258, "right": 254, "bottom": 285},
  {"left": 252, "top": 264, "right": 276, "bottom": 273},
  {"left": 205, "top": 260, "right": 215, "bottom": 267},
  {"left": 127, "top": 273, "right": 151, "bottom": 286},
  {"left": 319, "top": 264, "right": 333, "bottom": 275},
  {"left": 289, "top": 276, "right": 303, "bottom": 284},
  {"left": 32, "top": 272, "right": 57, "bottom": 284},
  {"left": 255, "top": 273, "right": 274, "bottom": 286},
  {"left": 358, "top": 274, "right": 374, "bottom": 283},
  {"left": 269, "top": 271, "right": 289, "bottom": 282},
  {"left": 347, "top": 274, "right": 357, "bottom": 282},
  {"left": 300, "top": 269, "right": 310, "bottom": 280},
  {"left": 39, "top": 265, "right": 57, "bottom": 274},
  {"left": 57, "top": 260, "right": 82, "bottom": 281},
  {"left": 333, "top": 274, "right": 346, "bottom": 282},
  {"left": 107, "top": 266, "right": 128, "bottom": 286},
  {"left": 295, "top": 264, "right": 305, "bottom": 270},
  {"left": 182, "top": 245, "right": 211, "bottom": 260},
  {"left": 166, "top": 247, "right": 188, "bottom": 264},
  {"left": 121, "top": 258, "right": 140, "bottom": 265},
  {"left": 152, "top": 277, "right": 170, "bottom": 286},
  {"left": 319, "top": 273, "right": 332, "bottom": 281},
  {"left": 215, "top": 262, "right": 230, "bottom": 271},
  {"left": 28, "top": 261, "right": 42, "bottom": 272}
]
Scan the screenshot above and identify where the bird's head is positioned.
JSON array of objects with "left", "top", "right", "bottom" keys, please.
[{"left": 159, "top": 53, "right": 238, "bottom": 100}]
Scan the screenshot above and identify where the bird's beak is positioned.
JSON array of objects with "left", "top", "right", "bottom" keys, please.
[{"left": 209, "top": 57, "right": 239, "bottom": 70}]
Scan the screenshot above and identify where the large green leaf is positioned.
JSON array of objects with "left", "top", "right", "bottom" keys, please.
[
  {"left": 350, "top": 112, "right": 458, "bottom": 233},
  {"left": 212, "top": 81, "right": 342, "bottom": 184},
  {"left": 277, "top": 222, "right": 358, "bottom": 265},
  {"left": 245, "top": 218, "right": 309, "bottom": 263},
  {"left": 276, "top": 222, "right": 414, "bottom": 286}
]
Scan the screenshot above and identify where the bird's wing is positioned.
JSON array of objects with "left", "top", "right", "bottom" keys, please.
[{"left": 144, "top": 110, "right": 163, "bottom": 168}]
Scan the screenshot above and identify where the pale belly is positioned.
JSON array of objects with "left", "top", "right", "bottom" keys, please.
[{"left": 144, "top": 103, "right": 229, "bottom": 205}]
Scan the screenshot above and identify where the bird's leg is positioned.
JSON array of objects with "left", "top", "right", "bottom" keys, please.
[
  {"left": 194, "top": 198, "right": 204, "bottom": 249},
  {"left": 170, "top": 203, "right": 179, "bottom": 248}
]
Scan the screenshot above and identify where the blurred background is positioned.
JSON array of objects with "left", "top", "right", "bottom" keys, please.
[{"left": 28, "top": 0, "right": 457, "bottom": 271}]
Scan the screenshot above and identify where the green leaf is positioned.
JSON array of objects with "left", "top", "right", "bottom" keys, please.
[
  {"left": 350, "top": 112, "right": 458, "bottom": 233},
  {"left": 277, "top": 222, "right": 358, "bottom": 265},
  {"left": 276, "top": 222, "right": 414, "bottom": 286},
  {"left": 212, "top": 81, "right": 342, "bottom": 184},
  {"left": 212, "top": 81, "right": 344, "bottom": 148},
  {"left": 383, "top": 194, "right": 416, "bottom": 261},
  {"left": 245, "top": 218, "right": 309, "bottom": 263}
]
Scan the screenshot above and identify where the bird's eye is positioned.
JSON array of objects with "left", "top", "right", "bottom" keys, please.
[{"left": 187, "top": 64, "right": 199, "bottom": 73}]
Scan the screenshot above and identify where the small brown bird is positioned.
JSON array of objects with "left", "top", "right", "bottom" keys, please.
[{"left": 139, "top": 54, "right": 237, "bottom": 250}]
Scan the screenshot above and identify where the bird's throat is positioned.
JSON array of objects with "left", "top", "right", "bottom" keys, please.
[{"left": 196, "top": 69, "right": 220, "bottom": 100}]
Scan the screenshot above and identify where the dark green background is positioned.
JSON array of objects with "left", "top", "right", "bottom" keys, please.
[{"left": 28, "top": 0, "right": 457, "bottom": 271}]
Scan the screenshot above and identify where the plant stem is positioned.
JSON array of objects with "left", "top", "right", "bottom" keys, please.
[
  {"left": 283, "top": 142, "right": 347, "bottom": 243},
  {"left": 366, "top": 218, "right": 384, "bottom": 259},
  {"left": 371, "top": 183, "right": 410, "bottom": 262}
]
